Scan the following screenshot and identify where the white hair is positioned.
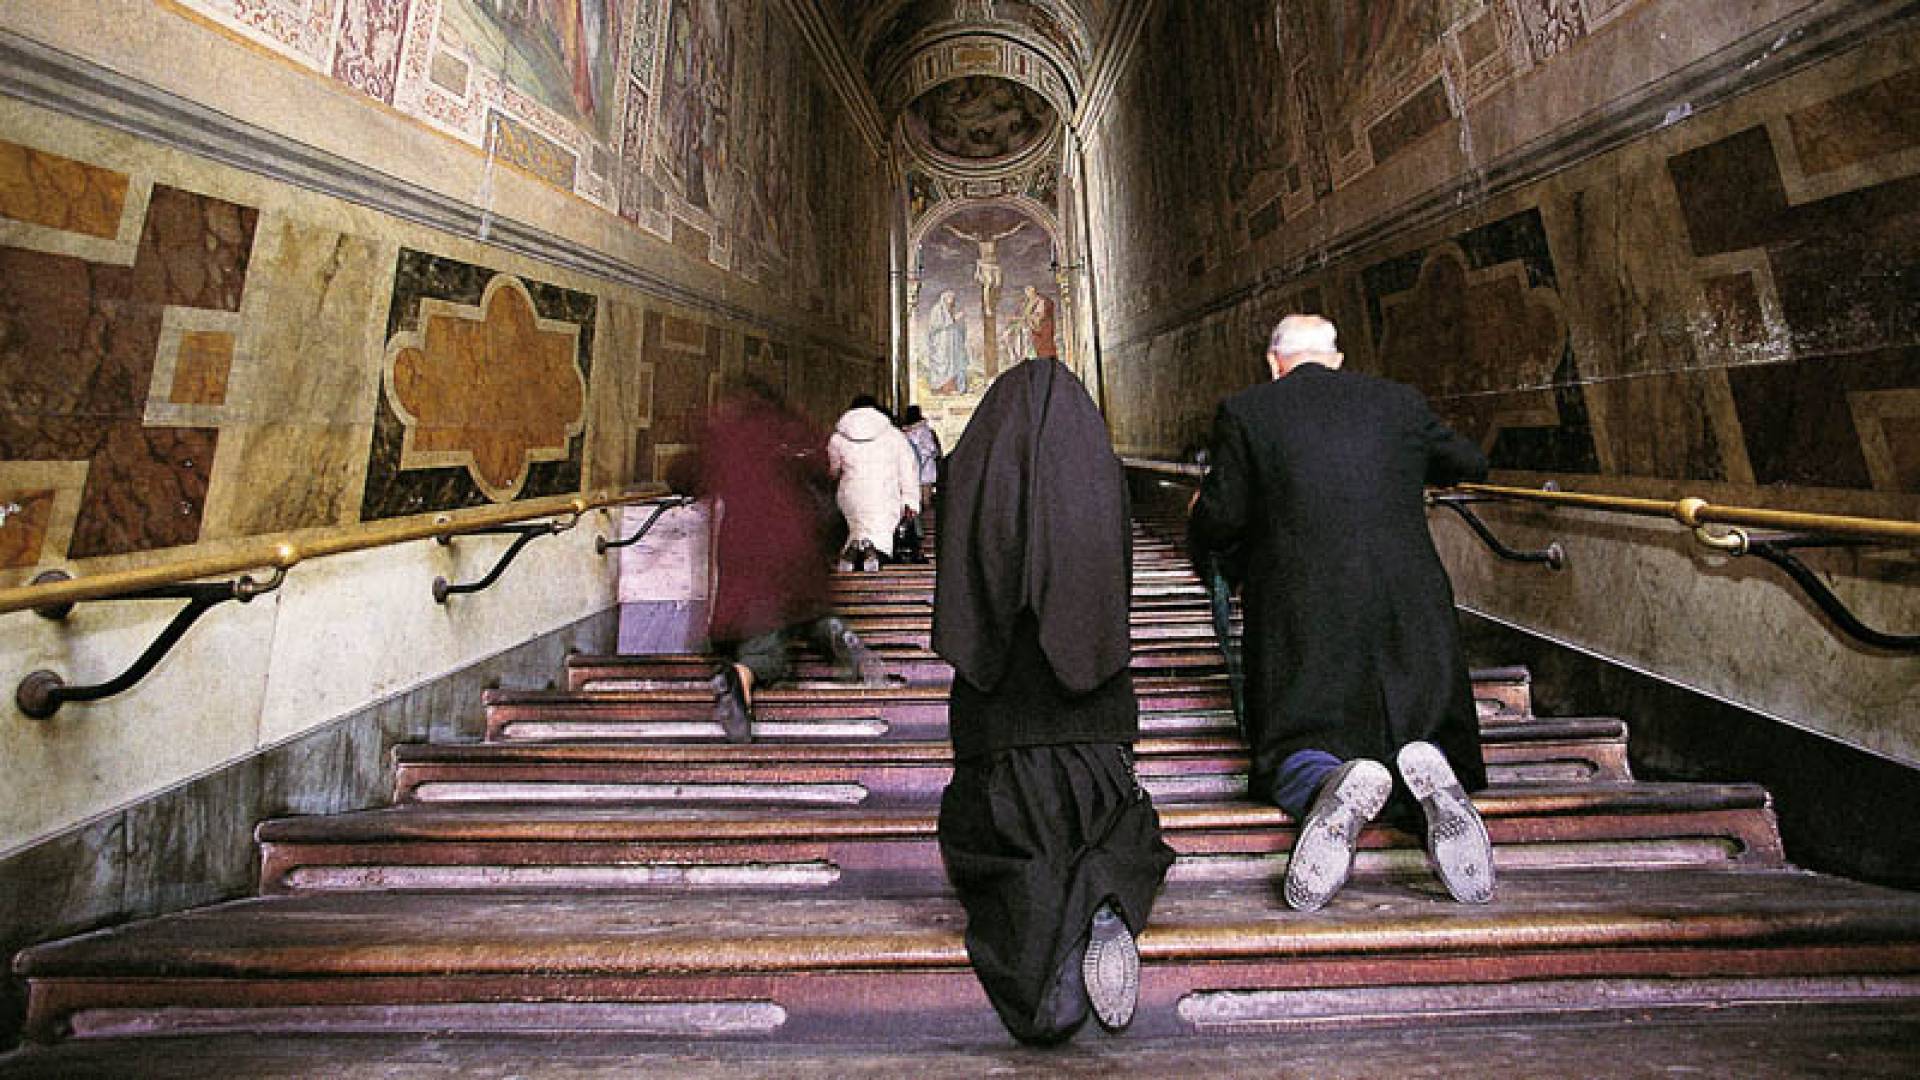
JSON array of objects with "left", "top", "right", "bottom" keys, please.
[{"left": 1270, "top": 315, "right": 1338, "bottom": 357}]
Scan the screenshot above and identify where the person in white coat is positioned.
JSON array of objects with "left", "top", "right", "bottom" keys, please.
[{"left": 829, "top": 396, "right": 922, "bottom": 569}]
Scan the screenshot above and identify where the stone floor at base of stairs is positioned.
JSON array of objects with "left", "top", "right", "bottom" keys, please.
[{"left": 2, "top": 1003, "right": 1916, "bottom": 1079}]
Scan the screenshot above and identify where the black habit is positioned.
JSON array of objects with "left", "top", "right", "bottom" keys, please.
[
  {"left": 1190, "top": 362, "right": 1491, "bottom": 802},
  {"left": 932, "top": 358, "right": 1173, "bottom": 1044}
]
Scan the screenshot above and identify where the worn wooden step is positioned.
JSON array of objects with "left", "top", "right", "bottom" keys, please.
[
  {"left": 255, "top": 780, "right": 1778, "bottom": 895},
  {"left": 567, "top": 644, "right": 1234, "bottom": 688},
  {"left": 486, "top": 671, "right": 1536, "bottom": 743},
  {"left": 564, "top": 656, "right": 1534, "bottom": 721},
  {"left": 482, "top": 678, "right": 1234, "bottom": 742},
  {"left": 9, "top": 1008, "right": 1920, "bottom": 1080},
  {"left": 21, "top": 871, "right": 1920, "bottom": 1043},
  {"left": 396, "top": 722, "right": 1630, "bottom": 809}
]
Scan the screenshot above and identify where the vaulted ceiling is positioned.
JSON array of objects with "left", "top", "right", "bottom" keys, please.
[
  {"left": 823, "top": 0, "right": 1115, "bottom": 186},
  {"left": 827, "top": 0, "right": 1106, "bottom": 88}
]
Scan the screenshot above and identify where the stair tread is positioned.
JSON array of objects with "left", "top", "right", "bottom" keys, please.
[
  {"left": 257, "top": 782, "right": 1766, "bottom": 842},
  {"left": 396, "top": 720, "right": 1626, "bottom": 765},
  {"left": 6, "top": 1010, "right": 1920, "bottom": 1080},
  {"left": 22, "top": 870, "right": 1920, "bottom": 978}
]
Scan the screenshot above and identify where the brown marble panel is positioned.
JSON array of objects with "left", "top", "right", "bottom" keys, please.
[
  {"left": 1367, "top": 79, "right": 1453, "bottom": 166},
  {"left": 0, "top": 184, "right": 255, "bottom": 559},
  {"left": 0, "top": 138, "right": 128, "bottom": 239},
  {"left": 361, "top": 249, "right": 593, "bottom": 520},
  {"left": 0, "top": 488, "right": 54, "bottom": 568},
  {"left": 1727, "top": 348, "right": 1920, "bottom": 492},
  {"left": 1700, "top": 271, "right": 1768, "bottom": 347},
  {"left": 390, "top": 279, "right": 585, "bottom": 499},
  {"left": 1787, "top": 65, "right": 1920, "bottom": 176},
  {"left": 169, "top": 330, "right": 233, "bottom": 405},
  {"left": 1582, "top": 370, "right": 1729, "bottom": 483}
]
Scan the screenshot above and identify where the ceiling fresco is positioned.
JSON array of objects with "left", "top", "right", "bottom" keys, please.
[
  {"left": 828, "top": 0, "right": 1097, "bottom": 85},
  {"left": 903, "top": 76, "right": 1058, "bottom": 163}
]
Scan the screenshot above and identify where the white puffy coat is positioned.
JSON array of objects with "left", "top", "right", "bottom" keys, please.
[{"left": 828, "top": 407, "right": 921, "bottom": 554}]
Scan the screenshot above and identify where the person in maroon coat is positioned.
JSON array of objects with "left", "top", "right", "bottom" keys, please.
[
  {"left": 1190, "top": 315, "right": 1495, "bottom": 913},
  {"left": 686, "top": 378, "right": 884, "bottom": 741}
]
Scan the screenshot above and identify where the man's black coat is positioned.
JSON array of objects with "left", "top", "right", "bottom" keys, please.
[{"left": 1190, "top": 362, "right": 1490, "bottom": 797}]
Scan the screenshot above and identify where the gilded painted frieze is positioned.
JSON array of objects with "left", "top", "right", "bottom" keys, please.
[
  {"left": 362, "top": 248, "right": 594, "bottom": 519},
  {"left": 0, "top": 144, "right": 257, "bottom": 562}
]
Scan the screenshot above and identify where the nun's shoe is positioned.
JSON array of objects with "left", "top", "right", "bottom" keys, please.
[{"left": 1083, "top": 902, "right": 1140, "bottom": 1033}]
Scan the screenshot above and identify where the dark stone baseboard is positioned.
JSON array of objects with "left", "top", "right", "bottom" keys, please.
[
  {"left": 1459, "top": 613, "right": 1920, "bottom": 893},
  {"left": 0, "top": 609, "right": 619, "bottom": 1049}
]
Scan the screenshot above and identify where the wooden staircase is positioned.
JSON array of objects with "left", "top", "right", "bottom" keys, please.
[{"left": 7, "top": 514, "right": 1920, "bottom": 1071}]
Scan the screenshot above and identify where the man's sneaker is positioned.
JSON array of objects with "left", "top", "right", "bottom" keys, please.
[
  {"left": 1397, "top": 741, "right": 1495, "bottom": 905},
  {"left": 710, "top": 667, "right": 752, "bottom": 744},
  {"left": 860, "top": 544, "right": 881, "bottom": 572},
  {"left": 1283, "top": 758, "right": 1392, "bottom": 912},
  {"left": 1082, "top": 902, "right": 1139, "bottom": 1032},
  {"left": 832, "top": 628, "right": 889, "bottom": 687}
]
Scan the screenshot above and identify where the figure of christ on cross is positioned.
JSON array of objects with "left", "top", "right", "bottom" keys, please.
[{"left": 945, "top": 220, "right": 1027, "bottom": 380}]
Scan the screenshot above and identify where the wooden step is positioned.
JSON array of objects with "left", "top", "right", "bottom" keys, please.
[
  {"left": 566, "top": 645, "right": 1233, "bottom": 688},
  {"left": 255, "top": 780, "right": 1778, "bottom": 895},
  {"left": 396, "top": 721, "right": 1630, "bottom": 809},
  {"left": 22, "top": 871, "right": 1920, "bottom": 1042},
  {"left": 566, "top": 656, "right": 1535, "bottom": 721},
  {"left": 6, "top": 1007, "right": 1920, "bottom": 1078},
  {"left": 482, "top": 678, "right": 1234, "bottom": 742},
  {"left": 486, "top": 673, "right": 1539, "bottom": 743}
]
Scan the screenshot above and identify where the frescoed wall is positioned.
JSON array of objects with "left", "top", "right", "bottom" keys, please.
[
  {"left": 908, "top": 200, "right": 1068, "bottom": 447},
  {"left": 1085, "top": 0, "right": 1920, "bottom": 766},
  {"left": 0, "top": 0, "right": 888, "bottom": 865},
  {"left": 150, "top": 0, "right": 888, "bottom": 344}
]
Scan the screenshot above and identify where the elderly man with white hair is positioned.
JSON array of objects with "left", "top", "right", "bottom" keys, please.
[{"left": 1189, "top": 314, "right": 1496, "bottom": 913}]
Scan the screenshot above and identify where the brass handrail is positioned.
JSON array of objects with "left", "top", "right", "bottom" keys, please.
[
  {"left": 0, "top": 486, "right": 672, "bottom": 617},
  {"left": 1457, "top": 483, "right": 1920, "bottom": 547}
]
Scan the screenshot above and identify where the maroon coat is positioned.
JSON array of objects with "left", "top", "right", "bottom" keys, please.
[{"left": 697, "top": 395, "right": 834, "bottom": 642}]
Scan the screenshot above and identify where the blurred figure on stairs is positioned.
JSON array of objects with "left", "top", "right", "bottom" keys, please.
[
  {"left": 1190, "top": 315, "right": 1496, "bottom": 913},
  {"left": 673, "top": 377, "right": 887, "bottom": 744},
  {"left": 934, "top": 357, "right": 1175, "bottom": 1045}
]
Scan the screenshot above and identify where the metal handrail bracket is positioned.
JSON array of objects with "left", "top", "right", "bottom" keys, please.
[
  {"left": 4, "top": 487, "right": 671, "bottom": 716},
  {"left": 596, "top": 495, "right": 694, "bottom": 554},
  {"left": 1429, "top": 494, "right": 1566, "bottom": 570},
  {"left": 16, "top": 567, "right": 286, "bottom": 719},
  {"left": 431, "top": 512, "right": 580, "bottom": 604},
  {"left": 1448, "top": 484, "right": 1918, "bottom": 654}
]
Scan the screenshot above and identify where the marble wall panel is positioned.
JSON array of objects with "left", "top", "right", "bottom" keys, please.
[
  {"left": 0, "top": 177, "right": 256, "bottom": 561},
  {"left": 361, "top": 248, "right": 594, "bottom": 518},
  {"left": 1090, "top": 5, "right": 1918, "bottom": 764}
]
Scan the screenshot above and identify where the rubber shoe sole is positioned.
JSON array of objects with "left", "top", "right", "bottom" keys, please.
[
  {"left": 1283, "top": 758, "right": 1392, "bottom": 913},
  {"left": 710, "top": 669, "right": 752, "bottom": 744},
  {"left": 1398, "top": 740, "right": 1495, "bottom": 905},
  {"left": 1083, "top": 904, "right": 1139, "bottom": 1032}
]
